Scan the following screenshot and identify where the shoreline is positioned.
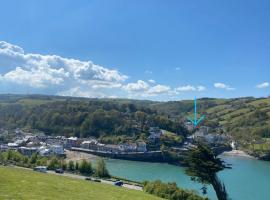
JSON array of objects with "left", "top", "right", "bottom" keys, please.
[{"left": 221, "top": 150, "right": 255, "bottom": 159}]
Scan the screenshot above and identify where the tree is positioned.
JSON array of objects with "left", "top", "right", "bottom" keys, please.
[
  {"left": 75, "top": 161, "right": 79, "bottom": 171},
  {"left": 29, "top": 153, "right": 38, "bottom": 165},
  {"left": 61, "top": 160, "right": 67, "bottom": 170},
  {"left": 79, "top": 159, "right": 92, "bottom": 175},
  {"left": 185, "top": 143, "right": 228, "bottom": 200},
  {"left": 68, "top": 160, "right": 75, "bottom": 171},
  {"left": 48, "top": 156, "right": 60, "bottom": 170},
  {"left": 95, "top": 159, "right": 110, "bottom": 178},
  {"left": 143, "top": 180, "right": 207, "bottom": 200}
]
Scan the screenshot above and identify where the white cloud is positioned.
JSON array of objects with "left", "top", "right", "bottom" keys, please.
[
  {"left": 148, "top": 79, "right": 156, "bottom": 83},
  {"left": 2, "top": 41, "right": 244, "bottom": 100},
  {"left": 58, "top": 87, "right": 107, "bottom": 98},
  {"left": 176, "top": 85, "right": 206, "bottom": 92},
  {"left": 0, "top": 41, "right": 129, "bottom": 98},
  {"left": 123, "top": 80, "right": 171, "bottom": 97},
  {"left": 148, "top": 84, "right": 171, "bottom": 95},
  {"left": 0, "top": 41, "right": 127, "bottom": 88},
  {"left": 214, "top": 83, "right": 235, "bottom": 90},
  {"left": 123, "top": 80, "right": 149, "bottom": 92},
  {"left": 256, "top": 82, "right": 269, "bottom": 89},
  {"left": 197, "top": 85, "right": 206, "bottom": 91},
  {"left": 175, "top": 67, "right": 181, "bottom": 71},
  {"left": 0, "top": 66, "right": 69, "bottom": 88}
]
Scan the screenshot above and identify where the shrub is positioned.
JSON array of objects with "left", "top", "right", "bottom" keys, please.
[
  {"left": 79, "top": 159, "right": 92, "bottom": 175},
  {"left": 95, "top": 158, "right": 110, "bottom": 178},
  {"left": 143, "top": 180, "right": 208, "bottom": 200}
]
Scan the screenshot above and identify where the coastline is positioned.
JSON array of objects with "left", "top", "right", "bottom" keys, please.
[{"left": 221, "top": 150, "right": 255, "bottom": 159}]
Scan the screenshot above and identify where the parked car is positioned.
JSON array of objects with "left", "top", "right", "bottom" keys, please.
[
  {"left": 55, "top": 168, "right": 64, "bottom": 174},
  {"left": 92, "top": 179, "right": 101, "bottom": 182},
  {"left": 114, "top": 181, "right": 123, "bottom": 187},
  {"left": 85, "top": 177, "right": 101, "bottom": 182},
  {"left": 34, "top": 166, "right": 47, "bottom": 173}
]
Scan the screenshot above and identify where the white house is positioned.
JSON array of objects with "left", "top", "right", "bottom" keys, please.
[
  {"left": 119, "top": 143, "right": 137, "bottom": 152},
  {"left": 50, "top": 145, "right": 64, "bottom": 155}
]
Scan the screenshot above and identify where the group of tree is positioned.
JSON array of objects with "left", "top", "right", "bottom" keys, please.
[
  {"left": 0, "top": 97, "right": 187, "bottom": 140},
  {"left": 0, "top": 150, "right": 48, "bottom": 168},
  {"left": 66, "top": 159, "right": 93, "bottom": 175},
  {"left": 143, "top": 180, "right": 208, "bottom": 200},
  {"left": 66, "top": 159, "right": 110, "bottom": 177},
  {"left": 0, "top": 150, "right": 110, "bottom": 178}
]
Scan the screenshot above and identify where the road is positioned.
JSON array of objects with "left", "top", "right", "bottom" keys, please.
[{"left": 11, "top": 165, "right": 143, "bottom": 191}]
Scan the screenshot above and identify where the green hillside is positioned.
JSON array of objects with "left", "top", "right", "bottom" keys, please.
[
  {"left": 153, "top": 97, "right": 270, "bottom": 154},
  {"left": 0, "top": 94, "right": 269, "bottom": 155},
  {"left": 0, "top": 166, "right": 161, "bottom": 200},
  {"left": 0, "top": 94, "right": 187, "bottom": 144}
]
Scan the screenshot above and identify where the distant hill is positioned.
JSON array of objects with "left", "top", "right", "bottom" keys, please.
[
  {"left": 0, "top": 94, "right": 187, "bottom": 145},
  {"left": 0, "top": 94, "right": 269, "bottom": 153},
  {"left": 152, "top": 97, "right": 270, "bottom": 139}
]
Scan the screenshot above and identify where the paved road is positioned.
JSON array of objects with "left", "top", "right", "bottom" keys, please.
[{"left": 12, "top": 165, "right": 143, "bottom": 191}]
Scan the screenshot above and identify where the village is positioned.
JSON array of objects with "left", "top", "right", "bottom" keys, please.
[{"left": 0, "top": 125, "right": 230, "bottom": 159}]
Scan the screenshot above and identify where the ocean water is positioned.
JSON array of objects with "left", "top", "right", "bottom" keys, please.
[{"left": 103, "top": 155, "right": 270, "bottom": 200}]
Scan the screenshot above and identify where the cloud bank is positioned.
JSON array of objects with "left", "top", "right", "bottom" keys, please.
[
  {"left": 0, "top": 41, "right": 176, "bottom": 99},
  {"left": 2, "top": 41, "right": 253, "bottom": 100}
]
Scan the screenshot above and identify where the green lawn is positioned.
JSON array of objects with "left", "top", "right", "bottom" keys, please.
[{"left": 0, "top": 166, "right": 162, "bottom": 200}]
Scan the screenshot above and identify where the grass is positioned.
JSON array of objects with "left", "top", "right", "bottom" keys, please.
[
  {"left": 250, "top": 140, "right": 270, "bottom": 151},
  {"left": 0, "top": 166, "right": 162, "bottom": 200}
]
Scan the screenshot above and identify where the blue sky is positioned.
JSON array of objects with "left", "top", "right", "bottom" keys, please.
[{"left": 0, "top": 0, "right": 269, "bottom": 100}]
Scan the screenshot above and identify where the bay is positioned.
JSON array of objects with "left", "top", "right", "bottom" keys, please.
[{"left": 103, "top": 155, "right": 270, "bottom": 200}]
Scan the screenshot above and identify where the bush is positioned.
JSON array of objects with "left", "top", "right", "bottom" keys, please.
[
  {"left": 68, "top": 160, "right": 75, "bottom": 171},
  {"left": 95, "top": 158, "right": 110, "bottom": 178},
  {"left": 47, "top": 156, "right": 61, "bottom": 170},
  {"left": 79, "top": 159, "right": 92, "bottom": 175},
  {"left": 143, "top": 180, "right": 208, "bottom": 200},
  {"left": 75, "top": 161, "right": 79, "bottom": 171}
]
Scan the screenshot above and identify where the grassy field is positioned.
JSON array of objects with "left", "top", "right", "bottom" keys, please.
[{"left": 0, "top": 166, "right": 161, "bottom": 200}]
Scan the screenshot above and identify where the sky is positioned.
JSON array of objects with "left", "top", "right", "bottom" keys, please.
[{"left": 0, "top": 0, "right": 269, "bottom": 101}]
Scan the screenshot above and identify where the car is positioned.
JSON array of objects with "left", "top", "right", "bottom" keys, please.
[
  {"left": 114, "top": 181, "right": 123, "bottom": 187},
  {"left": 55, "top": 168, "right": 64, "bottom": 174},
  {"left": 93, "top": 179, "right": 101, "bottom": 182},
  {"left": 85, "top": 177, "right": 101, "bottom": 182},
  {"left": 34, "top": 166, "right": 47, "bottom": 173}
]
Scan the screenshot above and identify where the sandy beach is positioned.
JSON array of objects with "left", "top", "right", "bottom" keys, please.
[
  {"left": 221, "top": 150, "right": 255, "bottom": 159},
  {"left": 65, "top": 150, "right": 100, "bottom": 162}
]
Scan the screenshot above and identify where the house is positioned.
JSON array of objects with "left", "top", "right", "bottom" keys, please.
[
  {"left": 193, "top": 126, "right": 209, "bottom": 138},
  {"left": 38, "top": 146, "right": 51, "bottom": 156},
  {"left": 50, "top": 145, "right": 64, "bottom": 155},
  {"left": 0, "top": 144, "right": 8, "bottom": 151},
  {"left": 19, "top": 147, "right": 38, "bottom": 156},
  {"left": 148, "top": 127, "right": 162, "bottom": 142},
  {"left": 102, "top": 144, "right": 120, "bottom": 153},
  {"left": 185, "top": 122, "right": 194, "bottom": 131},
  {"left": 119, "top": 143, "right": 137, "bottom": 152},
  {"left": 46, "top": 136, "right": 66, "bottom": 145},
  {"left": 81, "top": 139, "right": 98, "bottom": 149},
  {"left": 137, "top": 141, "right": 147, "bottom": 152},
  {"left": 65, "top": 137, "right": 79, "bottom": 148},
  {"left": 7, "top": 143, "right": 19, "bottom": 149}
]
